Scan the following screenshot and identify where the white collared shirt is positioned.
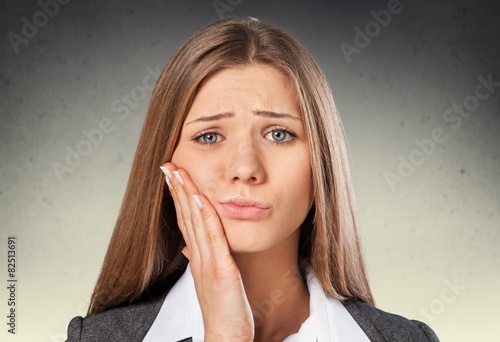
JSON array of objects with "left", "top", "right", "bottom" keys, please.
[{"left": 144, "top": 262, "right": 370, "bottom": 342}]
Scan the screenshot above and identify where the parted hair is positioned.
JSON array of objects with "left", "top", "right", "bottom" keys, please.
[{"left": 88, "top": 17, "right": 373, "bottom": 315}]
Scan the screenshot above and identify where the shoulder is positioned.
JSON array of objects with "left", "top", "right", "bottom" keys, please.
[
  {"left": 66, "top": 292, "right": 167, "bottom": 342},
  {"left": 342, "top": 299, "right": 440, "bottom": 342}
]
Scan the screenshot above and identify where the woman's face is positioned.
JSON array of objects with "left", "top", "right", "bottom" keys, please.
[{"left": 171, "top": 64, "right": 312, "bottom": 254}]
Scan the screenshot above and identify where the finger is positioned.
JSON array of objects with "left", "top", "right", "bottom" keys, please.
[
  {"left": 160, "top": 166, "right": 188, "bottom": 244},
  {"left": 182, "top": 246, "right": 191, "bottom": 261},
  {"left": 168, "top": 168, "right": 213, "bottom": 259},
  {"left": 161, "top": 163, "right": 200, "bottom": 261},
  {"left": 169, "top": 169, "right": 230, "bottom": 261},
  {"left": 187, "top": 192, "right": 237, "bottom": 283},
  {"left": 172, "top": 168, "right": 231, "bottom": 261},
  {"left": 193, "top": 193, "right": 232, "bottom": 262},
  {"left": 187, "top": 194, "right": 214, "bottom": 258},
  {"left": 169, "top": 178, "right": 193, "bottom": 253}
]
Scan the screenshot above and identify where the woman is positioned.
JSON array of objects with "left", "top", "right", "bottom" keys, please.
[{"left": 67, "top": 18, "right": 439, "bottom": 341}]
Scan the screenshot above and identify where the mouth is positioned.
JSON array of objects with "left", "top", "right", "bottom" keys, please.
[{"left": 219, "top": 196, "right": 270, "bottom": 220}]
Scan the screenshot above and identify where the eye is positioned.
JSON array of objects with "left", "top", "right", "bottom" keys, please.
[
  {"left": 191, "top": 130, "right": 223, "bottom": 146},
  {"left": 265, "top": 128, "right": 296, "bottom": 144}
]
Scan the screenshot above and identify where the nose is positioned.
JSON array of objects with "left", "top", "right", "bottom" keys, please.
[{"left": 225, "top": 139, "right": 266, "bottom": 185}]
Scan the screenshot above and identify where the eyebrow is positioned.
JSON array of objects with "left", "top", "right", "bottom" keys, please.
[{"left": 185, "top": 110, "right": 301, "bottom": 126}]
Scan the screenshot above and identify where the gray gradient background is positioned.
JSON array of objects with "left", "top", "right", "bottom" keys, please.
[{"left": 0, "top": 0, "right": 499, "bottom": 341}]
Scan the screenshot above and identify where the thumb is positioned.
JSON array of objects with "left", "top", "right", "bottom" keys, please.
[{"left": 181, "top": 246, "right": 191, "bottom": 261}]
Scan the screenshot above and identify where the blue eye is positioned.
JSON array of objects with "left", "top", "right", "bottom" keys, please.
[
  {"left": 192, "top": 130, "right": 222, "bottom": 145},
  {"left": 265, "top": 128, "right": 296, "bottom": 144},
  {"left": 200, "top": 133, "right": 219, "bottom": 144},
  {"left": 192, "top": 128, "right": 297, "bottom": 147},
  {"left": 270, "top": 130, "right": 286, "bottom": 141}
]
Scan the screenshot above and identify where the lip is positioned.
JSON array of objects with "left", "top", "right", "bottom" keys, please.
[{"left": 219, "top": 196, "right": 270, "bottom": 220}]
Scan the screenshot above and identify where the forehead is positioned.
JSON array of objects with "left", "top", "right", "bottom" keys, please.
[
  {"left": 200, "top": 64, "right": 295, "bottom": 92},
  {"left": 186, "top": 64, "right": 300, "bottom": 118}
]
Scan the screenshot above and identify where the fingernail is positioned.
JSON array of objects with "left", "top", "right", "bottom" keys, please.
[
  {"left": 173, "top": 170, "right": 184, "bottom": 185},
  {"left": 192, "top": 195, "right": 203, "bottom": 209},
  {"left": 165, "top": 175, "right": 172, "bottom": 188},
  {"left": 160, "top": 166, "right": 172, "bottom": 179}
]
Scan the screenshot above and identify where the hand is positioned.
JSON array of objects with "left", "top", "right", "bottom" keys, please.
[{"left": 161, "top": 163, "right": 255, "bottom": 341}]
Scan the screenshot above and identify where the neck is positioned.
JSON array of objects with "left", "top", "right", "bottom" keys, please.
[{"left": 232, "top": 232, "right": 310, "bottom": 341}]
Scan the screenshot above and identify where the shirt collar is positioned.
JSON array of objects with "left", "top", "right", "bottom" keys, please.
[
  {"left": 144, "top": 262, "right": 369, "bottom": 342},
  {"left": 284, "top": 261, "right": 370, "bottom": 341},
  {"left": 144, "top": 264, "right": 204, "bottom": 342}
]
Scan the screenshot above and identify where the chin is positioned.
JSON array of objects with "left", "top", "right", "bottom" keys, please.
[
  {"left": 222, "top": 221, "right": 274, "bottom": 254},
  {"left": 227, "top": 243, "right": 273, "bottom": 255},
  {"left": 226, "top": 232, "right": 271, "bottom": 254},
  {"left": 222, "top": 219, "right": 297, "bottom": 255}
]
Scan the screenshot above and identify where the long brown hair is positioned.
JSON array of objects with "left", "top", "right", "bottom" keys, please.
[{"left": 88, "top": 17, "right": 373, "bottom": 315}]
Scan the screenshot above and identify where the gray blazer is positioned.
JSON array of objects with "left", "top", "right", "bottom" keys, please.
[{"left": 66, "top": 289, "right": 439, "bottom": 342}]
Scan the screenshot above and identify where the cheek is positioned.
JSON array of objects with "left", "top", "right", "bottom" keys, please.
[
  {"left": 271, "top": 153, "right": 312, "bottom": 218},
  {"left": 283, "top": 153, "right": 312, "bottom": 196},
  {"left": 294, "top": 167, "right": 313, "bottom": 210},
  {"left": 171, "top": 148, "right": 221, "bottom": 198}
]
